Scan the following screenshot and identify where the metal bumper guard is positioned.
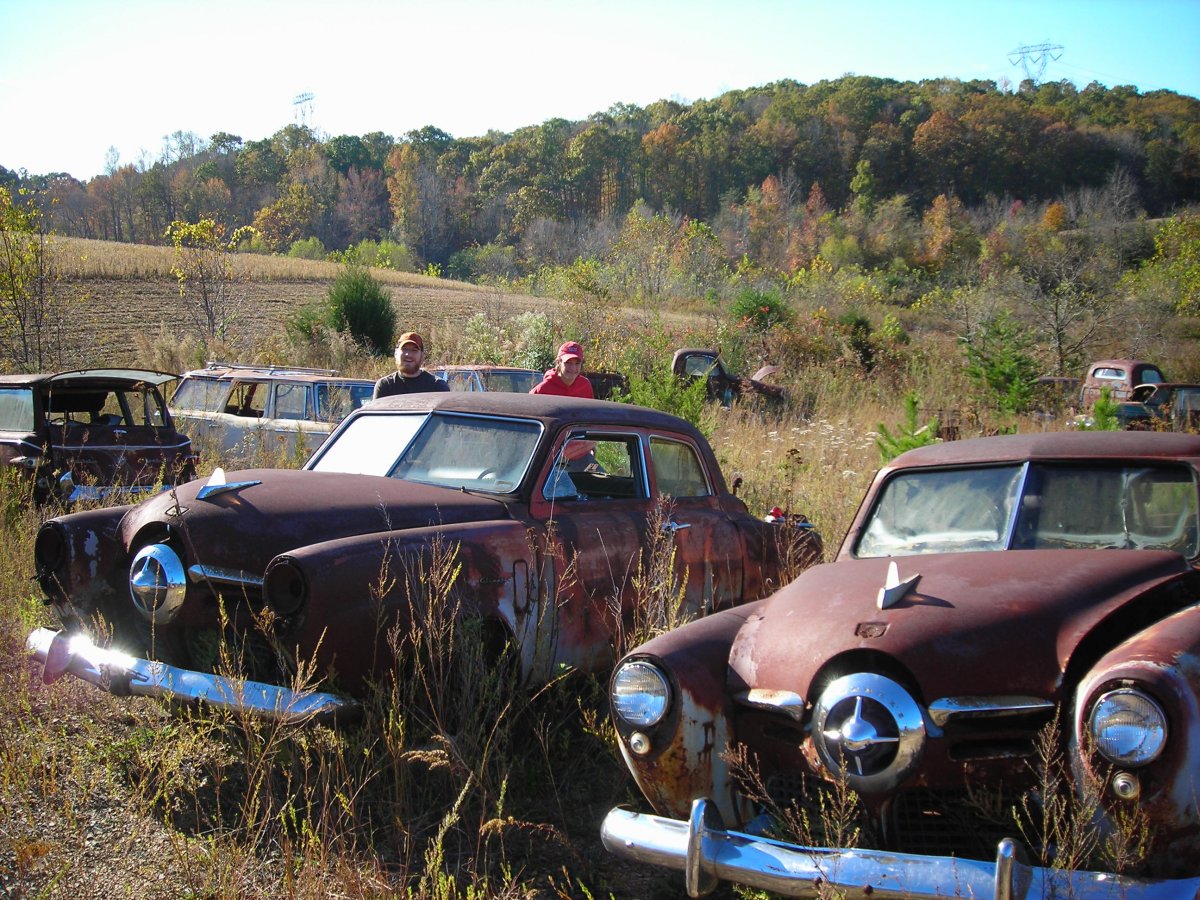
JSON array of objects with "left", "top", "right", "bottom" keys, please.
[
  {"left": 27, "top": 627, "right": 354, "bottom": 724},
  {"left": 601, "top": 800, "right": 1200, "bottom": 900}
]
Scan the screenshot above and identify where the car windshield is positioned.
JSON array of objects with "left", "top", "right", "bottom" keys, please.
[
  {"left": 856, "top": 462, "right": 1200, "bottom": 559},
  {"left": 172, "top": 378, "right": 230, "bottom": 412},
  {"left": 308, "top": 411, "right": 542, "bottom": 493}
]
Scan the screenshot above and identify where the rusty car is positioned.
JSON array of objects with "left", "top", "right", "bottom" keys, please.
[
  {"left": 672, "top": 348, "right": 785, "bottom": 408},
  {"left": 1079, "top": 358, "right": 1165, "bottom": 408},
  {"left": 1116, "top": 382, "right": 1200, "bottom": 431},
  {"left": 0, "top": 369, "right": 197, "bottom": 504},
  {"left": 602, "top": 431, "right": 1200, "bottom": 898},
  {"left": 28, "top": 392, "right": 821, "bottom": 722},
  {"left": 170, "top": 362, "right": 375, "bottom": 459}
]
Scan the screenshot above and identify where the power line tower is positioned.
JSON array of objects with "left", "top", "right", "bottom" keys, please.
[
  {"left": 293, "top": 92, "right": 315, "bottom": 128},
  {"left": 1008, "top": 42, "right": 1064, "bottom": 84}
]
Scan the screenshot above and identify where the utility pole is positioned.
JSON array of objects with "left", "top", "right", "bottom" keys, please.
[{"left": 1008, "top": 42, "right": 1064, "bottom": 84}]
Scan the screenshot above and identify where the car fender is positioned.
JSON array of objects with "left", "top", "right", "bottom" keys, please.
[
  {"left": 1072, "top": 603, "right": 1200, "bottom": 876},
  {"left": 265, "top": 520, "right": 536, "bottom": 689},
  {"left": 613, "top": 602, "right": 764, "bottom": 824}
]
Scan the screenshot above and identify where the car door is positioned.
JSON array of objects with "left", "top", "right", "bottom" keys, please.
[
  {"left": 270, "top": 381, "right": 328, "bottom": 456},
  {"left": 648, "top": 434, "right": 745, "bottom": 612},
  {"left": 525, "top": 429, "right": 652, "bottom": 674}
]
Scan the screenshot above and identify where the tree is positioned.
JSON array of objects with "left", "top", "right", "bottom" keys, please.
[
  {"left": 164, "top": 218, "right": 254, "bottom": 340},
  {"left": 963, "top": 310, "right": 1039, "bottom": 415},
  {"left": 0, "top": 187, "right": 69, "bottom": 371},
  {"left": 324, "top": 265, "right": 395, "bottom": 355}
]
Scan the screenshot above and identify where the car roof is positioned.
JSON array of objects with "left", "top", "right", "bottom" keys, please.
[
  {"left": 0, "top": 368, "right": 178, "bottom": 387},
  {"left": 1086, "top": 359, "right": 1163, "bottom": 373},
  {"left": 362, "top": 390, "right": 705, "bottom": 437},
  {"left": 180, "top": 363, "right": 371, "bottom": 385},
  {"left": 890, "top": 431, "right": 1200, "bottom": 469},
  {"left": 433, "top": 365, "right": 541, "bottom": 374}
]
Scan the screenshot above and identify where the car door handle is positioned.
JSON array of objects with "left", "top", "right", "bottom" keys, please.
[
  {"left": 113, "top": 429, "right": 126, "bottom": 437},
  {"left": 661, "top": 519, "right": 691, "bottom": 533}
]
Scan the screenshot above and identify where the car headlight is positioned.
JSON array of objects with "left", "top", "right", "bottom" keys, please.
[
  {"left": 611, "top": 660, "right": 671, "bottom": 727},
  {"left": 1089, "top": 688, "right": 1167, "bottom": 766}
]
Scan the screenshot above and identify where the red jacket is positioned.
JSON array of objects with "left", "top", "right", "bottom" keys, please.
[{"left": 530, "top": 370, "right": 594, "bottom": 398}]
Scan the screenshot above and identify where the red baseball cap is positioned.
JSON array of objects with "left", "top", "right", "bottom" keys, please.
[
  {"left": 397, "top": 332, "right": 425, "bottom": 352},
  {"left": 558, "top": 341, "right": 583, "bottom": 362}
]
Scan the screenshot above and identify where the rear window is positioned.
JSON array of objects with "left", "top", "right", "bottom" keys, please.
[{"left": 0, "top": 388, "right": 35, "bottom": 431}]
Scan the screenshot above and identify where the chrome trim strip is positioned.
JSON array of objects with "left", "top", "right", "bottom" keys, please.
[
  {"left": 734, "top": 688, "right": 807, "bottom": 721},
  {"left": 927, "top": 696, "right": 1056, "bottom": 728},
  {"left": 187, "top": 564, "right": 265, "bottom": 588},
  {"left": 27, "top": 627, "right": 351, "bottom": 723},
  {"left": 601, "top": 801, "right": 1199, "bottom": 899}
]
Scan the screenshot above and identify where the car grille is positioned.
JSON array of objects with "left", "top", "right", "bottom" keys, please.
[{"left": 763, "top": 775, "right": 1032, "bottom": 861}]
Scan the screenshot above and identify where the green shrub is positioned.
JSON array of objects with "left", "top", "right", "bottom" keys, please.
[
  {"left": 729, "top": 288, "right": 791, "bottom": 332},
  {"left": 286, "top": 237, "right": 327, "bottom": 260},
  {"left": 325, "top": 265, "right": 395, "bottom": 355},
  {"left": 613, "top": 362, "right": 714, "bottom": 437}
]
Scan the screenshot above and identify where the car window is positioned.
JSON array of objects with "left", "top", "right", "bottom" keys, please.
[
  {"left": 315, "top": 383, "right": 373, "bottom": 421},
  {"left": 856, "top": 465, "right": 1024, "bottom": 557},
  {"left": 273, "top": 382, "right": 310, "bottom": 420},
  {"left": 391, "top": 413, "right": 542, "bottom": 492},
  {"left": 308, "top": 413, "right": 429, "bottom": 475},
  {"left": 103, "top": 386, "right": 167, "bottom": 427},
  {"left": 683, "top": 355, "right": 717, "bottom": 377},
  {"left": 1091, "top": 367, "right": 1127, "bottom": 381},
  {"left": 482, "top": 371, "right": 540, "bottom": 393},
  {"left": 172, "top": 378, "right": 230, "bottom": 412},
  {"left": 856, "top": 462, "right": 1200, "bottom": 559},
  {"left": 447, "top": 372, "right": 479, "bottom": 391},
  {"left": 227, "top": 381, "right": 266, "bottom": 418},
  {"left": 0, "top": 388, "right": 36, "bottom": 431},
  {"left": 542, "top": 433, "right": 645, "bottom": 501},
  {"left": 1019, "top": 464, "right": 1198, "bottom": 555},
  {"left": 650, "top": 437, "right": 711, "bottom": 498},
  {"left": 1136, "top": 366, "right": 1165, "bottom": 385}
]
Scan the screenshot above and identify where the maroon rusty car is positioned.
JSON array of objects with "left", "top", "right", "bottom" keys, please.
[
  {"left": 1079, "top": 358, "right": 1166, "bottom": 408},
  {"left": 603, "top": 431, "right": 1200, "bottom": 898},
  {"left": 28, "top": 392, "right": 820, "bottom": 721},
  {"left": 0, "top": 369, "right": 197, "bottom": 504}
]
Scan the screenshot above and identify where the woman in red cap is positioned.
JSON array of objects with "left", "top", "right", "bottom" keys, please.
[{"left": 530, "top": 341, "right": 594, "bottom": 398}]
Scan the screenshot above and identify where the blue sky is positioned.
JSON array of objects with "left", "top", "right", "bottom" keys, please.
[{"left": 2, "top": 0, "right": 1198, "bottom": 181}]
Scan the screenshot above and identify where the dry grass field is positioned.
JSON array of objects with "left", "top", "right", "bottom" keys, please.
[{"left": 50, "top": 237, "right": 552, "bottom": 372}]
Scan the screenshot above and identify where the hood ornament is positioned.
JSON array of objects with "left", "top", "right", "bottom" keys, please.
[
  {"left": 877, "top": 560, "right": 921, "bottom": 610},
  {"left": 197, "top": 466, "right": 262, "bottom": 500}
]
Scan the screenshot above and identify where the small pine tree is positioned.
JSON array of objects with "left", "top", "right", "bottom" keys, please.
[
  {"left": 325, "top": 265, "right": 395, "bottom": 355},
  {"left": 876, "top": 393, "right": 940, "bottom": 463}
]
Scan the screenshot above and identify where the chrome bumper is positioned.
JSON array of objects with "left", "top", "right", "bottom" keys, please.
[
  {"left": 27, "top": 627, "right": 354, "bottom": 724},
  {"left": 601, "top": 800, "right": 1200, "bottom": 899}
]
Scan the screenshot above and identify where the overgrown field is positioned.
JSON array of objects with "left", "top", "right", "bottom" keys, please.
[{"left": 0, "top": 237, "right": 1166, "bottom": 898}]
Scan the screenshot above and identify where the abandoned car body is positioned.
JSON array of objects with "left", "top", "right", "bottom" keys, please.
[
  {"left": 602, "top": 431, "right": 1200, "bottom": 897},
  {"left": 0, "top": 369, "right": 197, "bottom": 504},
  {"left": 29, "top": 392, "right": 821, "bottom": 721},
  {"left": 170, "top": 363, "right": 375, "bottom": 459}
]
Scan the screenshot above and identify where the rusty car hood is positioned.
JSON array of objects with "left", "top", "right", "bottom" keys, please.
[
  {"left": 728, "top": 549, "right": 1194, "bottom": 702},
  {"left": 121, "top": 468, "right": 512, "bottom": 570}
]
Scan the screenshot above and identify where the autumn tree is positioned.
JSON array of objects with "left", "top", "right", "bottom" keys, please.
[
  {"left": 0, "top": 187, "right": 69, "bottom": 371},
  {"left": 165, "top": 218, "right": 255, "bottom": 340}
]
